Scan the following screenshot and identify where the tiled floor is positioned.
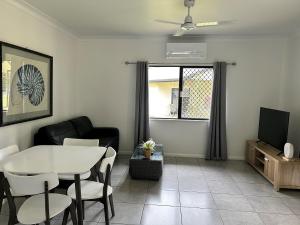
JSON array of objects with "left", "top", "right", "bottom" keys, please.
[{"left": 1, "top": 156, "right": 300, "bottom": 225}]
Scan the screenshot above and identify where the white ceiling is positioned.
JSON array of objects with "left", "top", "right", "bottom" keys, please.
[{"left": 23, "top": 0, "right": 300, "bottom": 37}]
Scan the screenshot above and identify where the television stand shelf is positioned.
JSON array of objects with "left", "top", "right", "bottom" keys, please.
[{"left": 246, "top": 140, "right": 300, "bottom": 191}]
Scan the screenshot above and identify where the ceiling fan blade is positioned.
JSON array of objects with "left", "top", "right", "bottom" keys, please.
[
  {"left": 155, "top": 19, "right": 182, "bottom": 25},
  {"left": 196, "top": 20, "right": 234, "bottom": 28},
  {"left": 217, "top": 20, "right": 235, "bottom": 25},
  {"left": 173, "top": 29, "right": 185, "bottom": 37},
  {"left": 195, "top": 21, "right": 219, "bottom": 27}
]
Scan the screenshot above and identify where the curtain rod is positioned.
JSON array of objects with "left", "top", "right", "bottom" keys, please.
[{"left": 125, "top": 61, "right": 237, "bottom": 66}]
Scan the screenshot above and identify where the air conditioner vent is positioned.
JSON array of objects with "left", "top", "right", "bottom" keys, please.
[{"left": 166, "top": 42, "right": 207, "bottom": 59}]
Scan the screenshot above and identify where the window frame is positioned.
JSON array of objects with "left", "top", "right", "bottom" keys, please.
[{"left": 148, "top": 65, "right": 214, "bottom": 121}]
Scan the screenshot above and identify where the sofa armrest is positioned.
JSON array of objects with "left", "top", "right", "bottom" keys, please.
[{"left": 91, "top": 127, "right": 119, "bottom": 137}]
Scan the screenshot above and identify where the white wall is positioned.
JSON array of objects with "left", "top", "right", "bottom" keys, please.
[
  {"left": 2, "top": 1, "right": 297, "bottom": 160},
  {"left": 0, "top": 1, "right": 78, "bottom": 150},
  {"left": 282, "top": 34, "right": 300, "bottom": 155},
  {"left": 76, "top": 37, "right": 287, "bottom": 159}
]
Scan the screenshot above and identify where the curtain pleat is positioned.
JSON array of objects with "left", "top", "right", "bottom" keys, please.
[
  {"left": 206, "top": 62, "right": 227, "bottom": 160},
  {"left": 134, "top": 61, "right": 150, "bottom": 148}
]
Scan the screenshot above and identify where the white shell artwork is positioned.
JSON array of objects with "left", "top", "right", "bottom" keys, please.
[
  {"left": 16, "top": 64, "right": 45, "bottom": 106},
  {"left": 284, "top": 143, "right": 294, "bottom": 159}
]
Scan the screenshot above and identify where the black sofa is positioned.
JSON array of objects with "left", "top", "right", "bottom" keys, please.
[{"left": 34, "top": 116, "right": 119, "bottom": 152}]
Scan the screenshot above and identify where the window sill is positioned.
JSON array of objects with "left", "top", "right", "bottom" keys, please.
[{"left": 150, "top": 118, "right": 209, "bottom": 122}]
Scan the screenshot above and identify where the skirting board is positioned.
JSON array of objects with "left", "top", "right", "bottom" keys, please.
[{"left": 118, "top": 151, "right": 244, "bottom": 160}]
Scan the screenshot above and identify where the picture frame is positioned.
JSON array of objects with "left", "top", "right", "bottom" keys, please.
[{"left": 0, "top": 42, "right": 53, "bottom": 126}]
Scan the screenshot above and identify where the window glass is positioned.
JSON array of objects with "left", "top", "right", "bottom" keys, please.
[
  {"left": 181, "top": 67, "right": 214, "bottom": 119},
  {"left": 148, "top": 67, "right": 179, "bottom": 118},
  {"left": 148, "top": 66, "right": 213, "bottom": 120}
]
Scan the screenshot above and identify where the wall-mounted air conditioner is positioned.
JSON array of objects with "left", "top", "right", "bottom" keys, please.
[{"left": 166, "top": 42, "right": 207, "bottom": 59}]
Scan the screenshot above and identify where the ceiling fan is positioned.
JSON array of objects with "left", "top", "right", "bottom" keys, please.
[{"left": 155, "top": 0, "right": 229, "bottom": 36}]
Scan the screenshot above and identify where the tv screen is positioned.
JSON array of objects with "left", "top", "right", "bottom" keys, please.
[{"left": 258, "top": 107, "right": 290, "bottom": 151}]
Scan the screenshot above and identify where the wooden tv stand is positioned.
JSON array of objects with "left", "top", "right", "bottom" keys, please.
[{"left": 246, "top": 140, "right": 300, "bottom": 191}]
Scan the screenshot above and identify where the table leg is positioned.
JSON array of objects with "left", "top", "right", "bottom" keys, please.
[{"left": 74, "top": 174, "right": 83, "bottom": 225}]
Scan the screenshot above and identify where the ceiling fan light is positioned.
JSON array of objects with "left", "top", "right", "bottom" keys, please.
[
  {"left": 181, "top": 26, "right": 188, "bottom": 31},
  {"left": 196, "top": 21, "right": 218, "bottom": 26},
  {"left": 181, "top": 23, "right": 195, "bottom": 30}
]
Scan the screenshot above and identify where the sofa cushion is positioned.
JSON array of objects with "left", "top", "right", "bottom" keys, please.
[
  {"left": 39, "top": 121, "right": 78, "bottom": 145},
  {"left": 69, "top": 116, "right": 93, "bottom": 137}
]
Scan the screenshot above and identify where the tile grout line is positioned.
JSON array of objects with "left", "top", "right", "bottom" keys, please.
[
  {"left": 246, "top": 195, "right": 297, "bottom": 215},
  {"left": 138, "top": 175, "right": 153, "bottom": 225},
  {"left": 176, "top": 157, "right": 184, "bottom": 225},
  {"left": 280, "top": 196, "right": 300, "bottom": 215},
  {"left": 208, "top": 191, "right": 225, "bottom": 225},
  {"left": 139, "top": 202, "right": 146, "bottom": 225},
  {"left": 257, "top": 212, "right": 269, "bottom": 225}
]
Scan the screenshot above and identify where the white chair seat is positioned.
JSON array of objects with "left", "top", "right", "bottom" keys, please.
[
  {"left": 58, "top": 171, "right": 91, "bottom": 181},
  {"left": 67, "top": 181, "right": 113, "bottom": 200},
  {"left": 17, "top": 193, "right": 72, "bottom": 224}
]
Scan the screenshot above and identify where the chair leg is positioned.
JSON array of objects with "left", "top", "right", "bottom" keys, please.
[
  {"left": 7, "top": 198, "right": 17, "bottom": 225},
  {"left": 109, "top": 195, "right": 115, "bottom": 217},
  {"left": 70, "top": 202, "right": 78, "bottom": 225},
  {"left": 103, "top": 198, "right": 110, "bottom": 225},
  {"left": 45, "top": 218, "right": 50, "bottom": 225},
  {"left": 8, "top": 214, "right": 16, "bottom": 225},
  {"left": 0, "top": 187, "right": 4, "bottom": 214},
  {"left": 82, "top": 201, "right": 85, "bottom": 220},
  {"left": 74, "top": 174, "right": 83, "bottom": 225},
  {"left": 62, "top": 207, "right": 70, "bottom": 225},
  {"left": 4, "top": 179, "right": 17, "bottom": 225},
  {"left": 0, "top": 173, "right": 5, "bottom": 213}
]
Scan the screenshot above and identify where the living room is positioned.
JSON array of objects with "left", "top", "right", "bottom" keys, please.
[{"left": 0, "top": 0, "right": 300, "bottom": 225}]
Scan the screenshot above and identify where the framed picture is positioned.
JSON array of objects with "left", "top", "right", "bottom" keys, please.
[{"left": 0, "top": 42, "right": 53, "bottom": 126}]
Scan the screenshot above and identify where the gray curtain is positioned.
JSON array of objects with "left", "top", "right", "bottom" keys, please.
[
  {"left": 134, "top": 61, "right": 150, "bottom": 147},
  {"left": 206, "top": 62, "right": 227, "bottom": 160}
]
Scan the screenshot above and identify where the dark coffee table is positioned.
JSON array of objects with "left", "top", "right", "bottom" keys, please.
[{"left": 129, "top": 144, "right": 164, "bottom": 180}]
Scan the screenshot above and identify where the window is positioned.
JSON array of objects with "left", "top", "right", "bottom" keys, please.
[{"left": 148, "top": 66, "right": 214, "bottom": 120}]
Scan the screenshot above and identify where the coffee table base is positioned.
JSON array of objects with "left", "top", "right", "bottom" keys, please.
[
  {"left": 129, "top": 145, "right": 164, "bottom": 181},
  {"left": 129, "top": 159, "right": 163, "bottom": 180}
]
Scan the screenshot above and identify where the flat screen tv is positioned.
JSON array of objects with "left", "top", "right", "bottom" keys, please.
[{"left": 258, "top": 107, "right": 290, "bottom": 151}]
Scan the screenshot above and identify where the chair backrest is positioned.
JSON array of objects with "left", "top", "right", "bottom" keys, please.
[
  {"left": 0, "top": 145, "right": 19, "bottom": 165},
  {"left": 0, "top": 145, "right": 19, "bottom": 161},
  {"left": 4, "top": 171, "right": 59, "bottom": 196},
  {"left": 100, "top": 147, "right": 116, "bottom": 174},
  {"left": 63, "top": 138, "right": 99, "bottom": 146}
]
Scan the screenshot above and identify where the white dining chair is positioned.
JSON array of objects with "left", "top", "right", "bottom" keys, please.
[
  {"left": 59, "top": 138, "right": 100, "bottom": 181},
  {"left": 4, "top": 171, "right": 77, "bottom": 225},
  {"left": 67, "top": 147, "right": 117, "bottom": 225},
  {"left": 0, "top": 145, "right": 19, "bottom": 162},
  {"left": 98, "top": 147, "right": 117, "bottom": 182},
  {"left": 0, "top": 145, "right": 21, "bottom": 214}
]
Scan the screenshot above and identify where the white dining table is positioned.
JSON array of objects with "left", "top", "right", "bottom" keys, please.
[{"left": 3, "top": 145, "right": 107, "bottom": 225}]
